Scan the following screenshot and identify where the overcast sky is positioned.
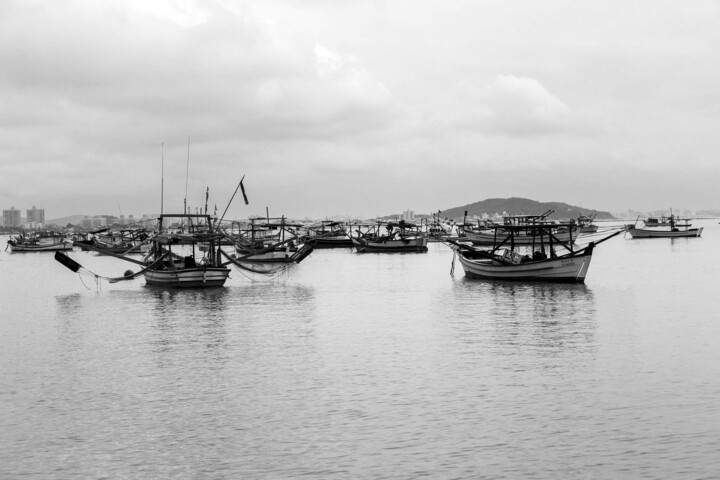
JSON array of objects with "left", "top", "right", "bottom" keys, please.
[{"left": 2, "top": 0, "right": 719, "bottom": 220}]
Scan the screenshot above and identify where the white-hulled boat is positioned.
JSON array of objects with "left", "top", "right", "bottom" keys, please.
[
  {"left": 227, "top": 216, "right": 315, "bottom": 264},
  {"left": 56, "top": 213, "right": 231, "bottom": 288},
  {"left": 450, "top": 222, "right": 623, "bottom": 283},
  {"left": 7, "top": 231, "right": 73, "bottom": 252},
  {"left": 577, "top": 213, "right": 599, "bottom": 234},
  {"left": 626, "top": 215, "right": 703, "bottom": 238},
  {"left": 459, "top": 210, "right": 578, "bottom": 246},
  {"left": 74, "top": 227, "right": 152, "bottom": 255},
  {"left": 141, "top": 215, "right": 230, "bottom": 287},
  {"left": 352, "top": 220, "right": 428, "bottom": 253}
]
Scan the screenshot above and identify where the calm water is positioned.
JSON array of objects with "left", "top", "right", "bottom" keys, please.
[{"left": 2, "top": 221, "right": 720, "bottom": 479}]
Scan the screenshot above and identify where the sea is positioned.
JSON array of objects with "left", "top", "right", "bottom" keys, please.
[{"left": 2, "top": 220, "right": 719, "bottom": 479}]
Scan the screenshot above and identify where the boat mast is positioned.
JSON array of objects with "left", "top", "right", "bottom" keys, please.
[
  {"left": 160, "top": 142, "right": 164, "bottom": 218},
  {"left": 184, "top": 136, "right": 190, "bottom": 231}
]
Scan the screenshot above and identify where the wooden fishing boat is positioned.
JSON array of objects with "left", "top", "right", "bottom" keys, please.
[
  {"left": 303, "top": 221, "right": 353, "bottom": 248},
  {"left": 74, "top": 227, "right": 152, "bottom": 254},
  {"left": 227, "top": 217, "right": 315, "bottom": 263},
  {"left": 423, "top": 211, "right": 457, "bottom": 242},
  {"left": 351, "top": 220, "right": 428, "bottom": 253},
  {"left": 7, "top": 231, "right": 72, "bottom": 252},
  {"left": 460, "top": 211, "right": 578, "bottom": 246},
  {"left": 576, "top": 213, "right": 598, "bottom": 234},
  {"left": 56, "top": 213, "right": 231, "bottom": 288},
  {"left": 140, "top": 214, "right": 230, "bottom": 287},
  {"left": 626, "top": 215, "right": 702, "bottom": 238},
  {"left": 449, "top": 222, "right": 622, "bottom": 283}
]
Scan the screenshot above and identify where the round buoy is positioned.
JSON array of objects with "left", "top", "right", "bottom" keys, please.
[{"left": 124, "top": 269, "right": 134, "bottom": 277}]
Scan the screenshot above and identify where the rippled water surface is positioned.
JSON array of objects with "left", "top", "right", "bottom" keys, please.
[{"left": 2, "top": 222, "right": 720, "bottom": 479}]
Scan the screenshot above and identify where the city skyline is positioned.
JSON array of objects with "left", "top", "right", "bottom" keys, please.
[{"left": 2, "top": 1, "right": 719, "bottom": 220}]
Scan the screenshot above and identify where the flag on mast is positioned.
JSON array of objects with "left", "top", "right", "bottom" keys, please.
[{"left": 240, "top": 178, "right": 249, "bottom": 205}]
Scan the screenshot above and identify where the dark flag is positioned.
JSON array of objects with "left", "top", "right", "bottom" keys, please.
[{"left": 240, "top": 178, "right": 249, "bottom": 205}]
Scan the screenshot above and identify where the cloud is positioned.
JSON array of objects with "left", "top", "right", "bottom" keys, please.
[
  {"left": 0, "top": 0, "right": 398, "bottom": 215},
  {"left": 0, "top": 0, "right": 394, "bottom": 145},
  {"left": 464, "top": 74, "right": 573, "bottom": 136}
]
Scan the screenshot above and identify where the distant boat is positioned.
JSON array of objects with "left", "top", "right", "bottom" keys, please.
[
  {"left": 303, "top": 221, "right": 353, "bottom": 248},
  {"left": 226, "top": 217, "right": 315, "bottom": 266},
  {"left": 576, "top": 213, "right": 598, "bottom": 234},
  {"left": 626, "top": 215, "right": 702, "bottom": 238},
  {"left": 423, "top": 211, "right": 457, "bottom": 242},
  {"left": 7, "top": 231, "right": 72, "bottom": 252},
  {"left": 74, "top": 227, "right": 152, "bottom": 255},
  {"left": 351, "top": 220, "right": 428, "bottom": 253},
  {"left": 459, "top": 211, "right": 578, "bottom": 246},
  {"left": 449, "top": 222, "right": 623, "bottom": 283}
]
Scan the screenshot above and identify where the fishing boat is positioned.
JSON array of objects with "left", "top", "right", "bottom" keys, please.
[
  {"left": 7, "top": 231, "right": 73, "bottom": 252},
  {"left": 303, "top": 220, "right": 352, "bottom": 248},
  {"left": 140, "top": 214, "right": 231, "bottom": 287},
  {"left": 351, "top": 220, "right": 428, "bottom": 253},
  {"left": 576, "top": 213, "right": 598, "bottom": 234},
  {"left": 56, "top": 213, "right": 231, "bottom": 288},
  {"left": 626, "top": 215, "right": 703, "bottom": 238},
  {"left": 423, "top": 211, "right": 457, "bottom": 242},
  {"left": 459, "top": 211, "right": 578, "bottom": 246},
  {"left": 449, "top": 222, "right": 623, "bottom": 283},
  {"left": 225, "top": 217, "right": 315, "bottom": 264},
  {"left": 74, "top": 227, "right": 152, "bottom": 254}
]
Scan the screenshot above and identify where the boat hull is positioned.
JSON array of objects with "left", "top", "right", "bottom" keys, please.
[
  {"left": 456, "top": 251, "right": 593, "bottom": 283},
  {"left": 627, "top": 227, "right": 703, "bottom": 238},
  {"left": 144, "top": 267, "right": 230, "bottom": 288},
  {"left": 352, "top": 237, "right": 428, "bottom": 253},
  {"left": 9, "top": 243, "right": 73, "bottom": 252},
  {"left": 75, "top": 242, "right": 150, "bottom": 254},
  {"left": 311, "top": 236, "right": 353, "bottom": 248}
]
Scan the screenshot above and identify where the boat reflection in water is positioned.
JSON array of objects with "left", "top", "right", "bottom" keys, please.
[{"left": 446, "top": 278, "right": 597, "bottom": 358}]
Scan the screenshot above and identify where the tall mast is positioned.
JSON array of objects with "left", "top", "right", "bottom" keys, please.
[
  {"left": 160, "top": 142, "right": 164, "bottom": 217},
  {"left": 184, "top": 136, "right": 190, "bottom": 217}
]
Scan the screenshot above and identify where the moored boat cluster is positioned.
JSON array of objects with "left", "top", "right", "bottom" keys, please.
[{"left": 4, "top": 207, "right": 701, "bottom": 287}]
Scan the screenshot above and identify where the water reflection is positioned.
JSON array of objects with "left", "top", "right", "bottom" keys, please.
[
  {"left": 226, "top": 282, "right": 318, "bottom": 362},
  {"left": 442, "top": 279, "right": 598, "bottom": 363},
  {"left": 56, "top": 292, "right": 84, "bottom": 317}
]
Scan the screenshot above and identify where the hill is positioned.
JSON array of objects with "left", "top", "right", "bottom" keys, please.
[
  {"left": 439, "top": 197, "right": 615, "bottom": 220},
  {"left": 46, "top": 214, "right": 87, "bottom": 227}
]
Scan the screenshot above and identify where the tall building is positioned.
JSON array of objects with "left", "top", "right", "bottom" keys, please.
[
  {"left": 26, "top": 206, "right": 45, "bottom": 225},
  {"left": 81, "top": 216, "right": 107, "bottom": 229},
  {"left": 3, "top": 207, "right": 22, "bottom": 227}
]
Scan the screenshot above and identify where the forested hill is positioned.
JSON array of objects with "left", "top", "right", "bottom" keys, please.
[{"left": 440, "top": 197, "right": 615, "bottom": 220}]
